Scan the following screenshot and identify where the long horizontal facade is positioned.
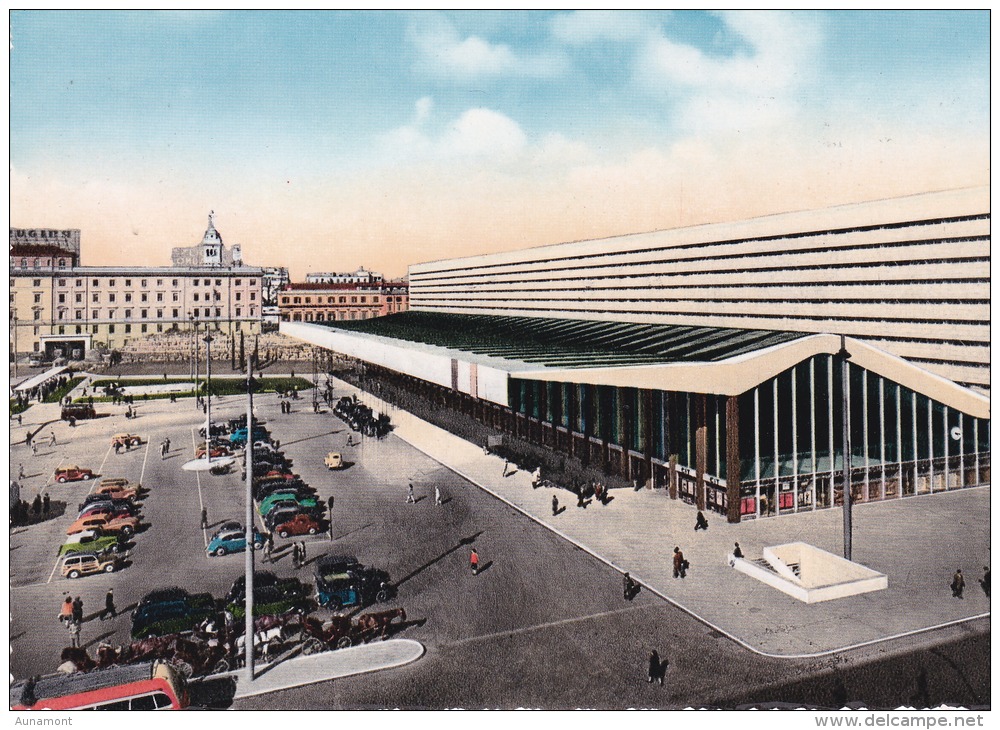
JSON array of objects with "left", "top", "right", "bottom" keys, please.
[
  {"left": 283, "top": 187, "right": 991, "bottom": 523},
  {"left": 409, "top": 187, "right": 990, "bottom": 395}
]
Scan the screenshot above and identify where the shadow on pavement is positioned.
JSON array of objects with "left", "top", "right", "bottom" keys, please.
[{"left": 395, "top": 532, "right": 484, "bottom": 589}]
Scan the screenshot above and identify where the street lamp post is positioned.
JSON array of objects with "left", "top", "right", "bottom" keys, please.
[
  {"left": 839, "top": 335, "right": 852, "bottom": 561},
  {"left": 192, "top": 317, "right": 200, "bottom": 411},
  {"left": 204, "top": 333, "right": 214, "bottom": 463},
  {"left": 244, "top": 358, "right": 255, "bottom": 682},
  {"left": 11, "top": 307, "right": 18, "bottom": 380}
]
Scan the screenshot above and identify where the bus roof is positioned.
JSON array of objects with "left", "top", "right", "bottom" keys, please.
[{"left": 11, "top": 662, "right": 158, "bottom": 707}]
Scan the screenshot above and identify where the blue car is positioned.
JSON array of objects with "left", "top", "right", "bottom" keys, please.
[
  {"left": 207, "top": 524, "right": 265, "bottom": 557},
  {"left": 229, "top": 427, "right": 270, "bottom": 448}
]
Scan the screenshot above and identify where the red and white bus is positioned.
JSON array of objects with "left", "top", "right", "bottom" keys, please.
[{"left": 10, "top": 661, "right": 189, "bottom": 711}]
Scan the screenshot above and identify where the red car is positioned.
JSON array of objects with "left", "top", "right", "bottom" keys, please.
[
  {"left": 195, "top": 444, "right": 232, "bottom": 459},
  {"left": 54, "top": 466, "right": 95, "bottom": 483},
  {"left": 273, "top": 513, "right": 320, "bottom": 539}
]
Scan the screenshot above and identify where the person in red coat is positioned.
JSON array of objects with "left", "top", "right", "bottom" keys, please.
[
  {"left": 673, "top": 546, "right": 686, "bottom": 579},
  {"left": 470, "top": 549, "right": 480, "bottom": 575}
]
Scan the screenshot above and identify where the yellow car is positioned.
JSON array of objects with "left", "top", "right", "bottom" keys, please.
[
  {"left": 62, "top": 552, "right": 120, "bottom": 579},
  {"left": 112, "top": 433, "right": 143, "bottom": 448},
  {"left": 324, "top": 452, "right": 343, "bottom": 470}
]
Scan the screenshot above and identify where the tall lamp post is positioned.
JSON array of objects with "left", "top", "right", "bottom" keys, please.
[
  {"left": 244, "top": 358, "right": 255, "bottom": 682},
  {"left": 11, "top": 307, "right": 18, "bottom": 380},
  {"left": 192, "top": 315, "right": 200, "bottom": 411},
  {"left": 839, "top": 335, "right": 852, "bottom": 561},
  {"left": 204, "top": 332, "right": 214, "bottom": 463}
]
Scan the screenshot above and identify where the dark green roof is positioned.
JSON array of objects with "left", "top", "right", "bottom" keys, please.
[{"left": 318, "top": 312, "right": 805, "bottom": 368}]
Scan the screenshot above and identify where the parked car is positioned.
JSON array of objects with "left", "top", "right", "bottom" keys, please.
[
  {"left": 198, "top": 421, "right": 230, "bottom": 437},
  {"left": 62, "top": 552, "right": 121, "bottom": 579},
  {"left": 228, "top": 415, "right": 266, "bottom": 432},
  {"left": 54, "top": 466, "right": 94, "bottom": 483},
  {"left": 258, "top": 493, "right": 320, "bottom": 518},
  {"left": 225, "top": 572, "right": 305, "bottom": 603},
  {"left": 324, "top": 452, "right": 343, "bottom": 470},
  {"left": 78, "top": 494, "right": 139, "bottom": 515},
  {"left": 111, "top": 433, "right": 143, "bottom": 448},
  {"left": 225, "top": 572, "right": 313, "bottom": 619},
  {"left": 130, "top": 591, "right": 219, "bottom": 639},
  {"left": 256, "top": 484, "right": 318, "bottom": 504},
  {"left": 78, "top": 503, "right": 137, "bottom": 522},
  {"left": 314, "top": 554, "right": 395, "bottom": 610},
  {"left": 206, "top": 525, "right": 266, "bottom": 557},
  {"left": 195, "top": 444, "right": 232, "bottom": 459},
  {"left": 94, "top": 484, "right": 141, "bottom": 501},
  {"left": 228, "top": 427, "right": 270, "bottom": 448},
  {"left": 263, "top": 506, "right": 310, "bottom": 532},
  {"left": 272, "top": 513, "right": 322, "bottom": 539},
  {"left": 67, "top": 513, "right": 139, "bottom": 538},
  {"left": 254, "top": 480, "right": 311, "bottom": 501},
  {"left": 58, "top": 529, "right": 124, "bottom": 557}
]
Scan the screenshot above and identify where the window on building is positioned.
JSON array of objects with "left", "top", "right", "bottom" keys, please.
[
  {"left": 125, "top": 279, "right": 131, "bottom": 286},
  {"left": 157, "top": 323, "right": 163, "bottom": 332},
  {"left": 75, "top": 293, "right": 82, "bottom": 303},
  {"left": 92, "top": 279, "right": 98, "bottom": 286},
  {"left": 141, "top": 309, "right": 147, "bottom": 318},
  {"left": 361, "top": 297, "right": 367, "bottom": 303},
  {"left": 57, "top": 293, "right": 65, "bottom": 304},
  {"left": 235, "top": 279, "right": 242, "bottom": 286},
  {"left": 33, "top": 341, "right": 40, "bottom": 350},
  {"left": 373, "top": 296, "right": 379, "bottom": 303},
  {"left": 58, "top": 259, "right": 66, "bottom": 268},
  {"left": 125, "top": 293, "right": 132, "bottom": 302},
  {"left": 250, "top": 292, "right": 256, "bottom": 300},
  {"left": 339, "top": 296, "right": 346, "bottom": 303},
  {"left": 293, "top": 297, "right": 301, "bottom": 304},
  {"left": 109, "top": 324, "right": 115, "bottom": 334},
  {"left": 236, "top": 307, "right": 242, "bottom": 317},
  {"left": 75, "top": 324, "right": 82, "bottom": 334},
  {"left": 20, "top": 258, "right": 27, "bottom": 268},
  {"left": 141, "top": 293, "right": 148, "bottom": 303},
  {"left": 33, "top": 260, "right": 40, "bottom": 269},
  {"left": 281, "top": 296, "right": 289, "bottom": 304},
  {"left": 350, "top": 311, "right": 356, "bottom": 319},
  {"left": 58, "top": 325, "right": 65, "bottom": 334},
  {"left": 33, "top": 310, "right": 41, "bottom": 320},
  {"left": 250, "top": 279, "right": 256, "bottom": 285},
  {"left": 33, "top": 278, "right": 41, "bottom": 287},
  {"left": 235, "top": 292, "right": 242, "bottom": 301},
  {"left": 58, "top": 310, "right": 64, "bottom": 320},
  {"left": 172, "top": 279, "right": 178, "bottom": 286},
  {"left": 215, "top": 308, "right": 221, "bottom": 317},
  {"left": 215, "top": 279, "right": 221, "bottom": 286},
  {"left": 293, "top": 313, "right": 302, "bottom": 321},
  {"left": 76, "top": 279, "right": 82, "bottom": 286},
  {"left": 194, "top": 293, "right": 200, "bottom": 302},
  {"left": 109, "top": 279, "right": 116, "bottom": 286},
  {"left": 75, "top": 310, "right": 82, "bottom": 320},
  {"left": 125, "top": 309, "right": 131, "bottom": 318},
  {"left": 327, "top": 297, "right": 334, "bottom": 304},
  {"left": 58, "top": 279, "right": 66, "bottom": 286},
  {"left": 193, "top": 279, "right": 199, "bottom": 286},
  {"left": 141, "top": 279, "right": 147, "bottom": 287},
  {"left": 351, "top": 297, "right": 357, "bottom": 303},
  {"left": 124, "top": 324, "right": 131, "bottom": 333},
  {"left": 141, "top": 324, "right": 148, "bottom": 333},
  {"left": 92, "top": 292, "right": 99, "bottom": 303},
  {"left": 109, "top": 293, "right": 116, "bottom": 303},
  {"left": 157, "top": 309, "right": 163, "bottom": 318},
  {"left": 172, "top": 308, "right": 179, "bottom": 318},
  {"left": 172, "top": 292, "right": 179, "bottom": 302},
  {"left": 316, "top": 313, "right": 325, "bottom": 322},
  {"left": 204, "top": 307, "right": 211, "bottom": 317},
  {"left": 250, "top": 307, "right": 255, "bottom": 316},
  {"left": 157, "top": 293, "right": 163, "bottom": 302},
  {"left": 108, "top": 310, "right": 115, "bottom": 319},
  {"left": 214, "top": 291, "right": 220, "bottom": 301},
  {"left": 33, "top": 293, "right": 41, "bottom": 303},
  {"left": 156, "top": 279, "right": 162, "bottom": 286}
]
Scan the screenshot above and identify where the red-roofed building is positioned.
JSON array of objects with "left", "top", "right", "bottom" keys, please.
[{"left": 278, "top": 280, "right": 408, "bottom": 323}]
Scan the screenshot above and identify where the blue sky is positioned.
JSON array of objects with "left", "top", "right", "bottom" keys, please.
[{"left": 9, "top": 10, "right": 990, "bottom": 278}]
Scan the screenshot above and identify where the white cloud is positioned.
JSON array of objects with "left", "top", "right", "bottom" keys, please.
[
  {"left": 414, "top": 96, "right": 433, "bottom": 125},
  {"left": 442, "top": 108, "right": 527, "bottom": 157},
  {"left": 636, "top": 11, "right": 823, "bottom": 131},
  {"left": 409, "top": 14, "right": 567, "bottom": 79}
]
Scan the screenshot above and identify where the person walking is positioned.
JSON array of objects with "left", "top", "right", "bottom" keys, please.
[
  {"left": 31, "top": 441, "right": 38, "bottom": 457},
  {"left": 647, "top": 650, "right": 663, "bottom": 685},
  {"left": 31, "top": 494, "right": 42, "bottom": 516},
  {"left": 435, "top": 486, "right": 442, "bottom": 506},
  {"left": 49, "top": 431, "right": 56, "bottom": 447},
  {"left": 695, "top": 511, "right": 709, "bottom": 531},
  {"left": 733, "top": 542, "right": 743, "bottom": 559},
  {"left": 18, "top": 463, "right": 25, "bottom": 480},
  {"left": 979, "top": 566, "right": 990, "bottom": 597},
  {"left": 406, "top": 483, "right": 416, "bottom": 504},
  {"left": 262, "top": 538, "right": 273, "bottom": 564},
  {"left": 25, "top": 431, "right": 32, "bottom": 447},
  {"left": 68, "top": 619, "right": 81, "bottom": 648},
  {"left": 624, "top": 572, "right": 636, "bottom": 601},
  {"left": 552, "top": 494, "right": 559, "bottom": 516},
  {"left": 164, "top": 437, "right": 170, "bottom": 453},
  {"left": 470, "top": 548, "right": 480, "bottom": 576},
  {"left": 72, "top": 596, "right": 83, "bottom": 625},
  {"left": 17, "top": 414, "right": 22, "bottom": 426},
  {"left": 200, "top": 507, "right": 209, "bottom": 530},
  {"left": 101, "top": 589, "right": 117, "bottom": 620},
  {"left": 42, "top": 493, "right": 50, "bottom": 516},
  {"left": 58, "top": 597, "right": 73, "bottom": 626},
  {"left": 113, "top": 441, "right": 121, "bottom": 456},
  {"left": 951, "top": 569, "right": 966, "bottom": 599},
  {"left": 299, "top": 541, "right": 307, "bottom": 566},
  {"left": 673, "top": 546, "right": 687, "bottom": 579}
]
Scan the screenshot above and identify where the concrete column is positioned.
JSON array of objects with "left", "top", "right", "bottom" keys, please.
[
  {"left": 643, "top": 388, "right": 654, "bottom": 488},
  {"left": 695, "top": 393, "right": 707, "bottom": 511},
  {"left": 726, "top": 395, "right": 741, "bottom": 524},
  {"left": 669, "top": 454, "right": 678, "bottom": 500},
  {"left": 568, "top": 383, "right": 578, "bottom": 458}
]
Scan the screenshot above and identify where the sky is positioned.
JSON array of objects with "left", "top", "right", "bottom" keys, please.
[{"left": 9, "top": 10, "right": 990, "bottom": 280}]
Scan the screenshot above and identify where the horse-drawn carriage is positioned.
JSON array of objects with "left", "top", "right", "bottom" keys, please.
[{"left": 299, "top": 608, "right": 406, "bottom": 655}]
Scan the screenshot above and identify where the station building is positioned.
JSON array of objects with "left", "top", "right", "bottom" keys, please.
[{"left": 282, "top": 187, "right": 991, "bottom": 522}]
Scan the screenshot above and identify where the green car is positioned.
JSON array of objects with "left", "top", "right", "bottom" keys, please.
[
  {"left": 258, "top": 493, "right": 319, "bottom": 518},
  {"left": 58, "top": 529, "right": 123, "bottom": 557}
]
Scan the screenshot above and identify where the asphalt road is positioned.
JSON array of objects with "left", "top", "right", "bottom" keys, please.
[{"left": 9, "top": 388, "right": 991, "bottom": 709}]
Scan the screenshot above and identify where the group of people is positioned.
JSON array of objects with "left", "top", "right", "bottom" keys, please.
[
  {"left": 279, "top": 400, "right": 294, "bottom": 414},
  {"left": 160, "top": 437, "right": 171, "bottom": 458},
  {"left": 291, "top": 541, "right": 309, "bottom": 569},
  {"left": 952, "top": 567, "right": 990, "bottom": 599}
]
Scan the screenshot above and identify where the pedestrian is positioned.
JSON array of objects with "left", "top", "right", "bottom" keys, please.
[
  {"left": 299, "top": 541, "right": 307, "bottom": 566},
  {"left": 951, "top": 569, "right": 965, "bottom": 599},
  {"left": 435, "top": 486, "right": 442, "bottom": 506},
  {"left": 695, "top": 510, "right": 709, "bottom": 531},
  {"left": 673, "top": 546, "right": 687, "bottom": 579},
  {"left": 49, "top": 431, "right": 56, "bottom": 447},
  {"left": 470, "top": 548, "right": 480, "bottom": 576},
  {"left": 25, "top": 431, "right": 32, "bottom": 447},
  {"left": 292, "top": 542, "right": 302, "bottom": 569},
  {"left": 733, "top": 542, "right": 743, "bottom": 559},
  {"left": 17, "top": 414, "right": 22, "bottom": 426},
  {"left": 979, "top": 566, "right": 990, "bottom": 597},
  {"left": 406, "top": 483, "right": 416, "bottom": 504},
  {"left": 31, "top": 493, "right": 41, "bottom": 516},
  {"left": 594, "top": 482, "right": 603, "bottom": 504},
  {"left": 69, "top": 416, "right": 76, "bottom": 427},
  {"left": 262, "top": 538, "right": 273, "bottom": 564},
  {"left": 502, "top": 459, "right": 509, "bottom": 477},
  {"left": 113, "top": 442, "right": 122, "bottom": 456},
  {"left": 18, "top": 463, "right": 25, "bottom": 480},
  {"left": 624, "top": 572, "right": 636, "bottom": 601},
  {"left": 68, "top": 619, "right": 81, "bottom": 648},
  {"left": 200, "top": 507, "right": 209, "bottom": 529},
  {"left": 101, "top": 589, "right": 116, "bottom": 620},
  {"left": 31, "top": 442, "right": 38, "bottom": 457},
  {"left": 58, "top": 596, "right": 73, "bottom": 625},
  {"left": 72, "top": 596, "right": 83, "bottom": 625},
  {"left": 163, "top": 372, "right": 168, "bottom": 381},
  {"left": 647, "top": 650, "right": 663, "bottom": 685},
  {"left": 42, "top": 492, "right": 50, "bottom": 516},
  {"left": 346, "top": 434, "right": 354, "bottom": 447}
]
